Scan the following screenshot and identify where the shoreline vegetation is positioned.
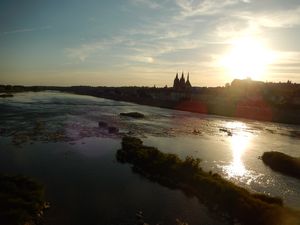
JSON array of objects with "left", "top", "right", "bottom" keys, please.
[
  {"left": 262, "top": 151, "right": 300, "bottom": 179},
  {"left": 0, "top": 173, "right": 49, "bottom": 225},
  {"left": 117, "top": 136, "right": 300, "bottom": 225},
  {"left": 1, "top": 79, "right": 300, "bottom": 125}
]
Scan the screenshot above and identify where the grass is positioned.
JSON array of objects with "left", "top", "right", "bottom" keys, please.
[
  {"left": 262, "top": 151, "right": 300, "bottom": 179},
  {"left": 0, "top": 174, "right": 47, "bottom": 225},
  {"left": 117, "top": 136, "right": 300, "bottom": 225}
]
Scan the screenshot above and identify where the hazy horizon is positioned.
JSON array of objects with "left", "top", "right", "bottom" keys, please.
[{"left": 1, "top": 0, "right": 300, "bottom": 87}]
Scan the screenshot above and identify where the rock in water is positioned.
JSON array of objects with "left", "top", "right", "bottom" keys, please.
[
  {"left": 120, "top": 112, "right": 145, "bottom": 118},
  {"left": 108, "top": 126, "right": 119, "bottom": 133},
  {"left": 98, "top": 121, "right": 108, "bottom": 127}
]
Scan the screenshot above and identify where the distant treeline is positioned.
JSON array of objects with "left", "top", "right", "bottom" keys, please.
[{"left": 1, "top": 78, "right": 300, "bottom": 124}]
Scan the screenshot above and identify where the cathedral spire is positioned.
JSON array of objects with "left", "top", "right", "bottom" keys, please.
[
  {"left": 179, "top": 71, "right": 186, "bottom": 89},
  {"left": 173, "top": 71, "right": 192, "bottom": 90},
  {"left": 173, "top": 72, "right": 180, "bottom": 90},
  {"left": 185, "top": 72, "right": 192, "bottom": 89}
]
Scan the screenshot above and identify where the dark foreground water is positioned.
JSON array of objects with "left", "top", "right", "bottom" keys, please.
[{"left": 0, "top": 91, "right": 300, "bottom": 225}]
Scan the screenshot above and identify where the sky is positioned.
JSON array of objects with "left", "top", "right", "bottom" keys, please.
[{"left": 0, "top": 0, "right": 300, "bottom": 87}]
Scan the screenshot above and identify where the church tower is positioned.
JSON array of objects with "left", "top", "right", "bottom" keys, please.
[
  {"left": 173, "top": 73, "right": 180, "bottom": 89},
  {"left": 172, "top": 71, "right": 192, "bottom": 91},
  {"left": 179, "top": 72, "right": 186, "bottom": 90},
  {"left": 185, "top": 72, "right": 192, "bottom": 89}
]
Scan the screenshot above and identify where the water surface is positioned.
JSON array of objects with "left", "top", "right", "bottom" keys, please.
[{"left": 0, "top": 91, "right": 300, "bottom": 224}]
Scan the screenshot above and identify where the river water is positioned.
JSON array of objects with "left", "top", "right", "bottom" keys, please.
[{"left": 0, "top": 91, "right": 299, "bottom": 225}]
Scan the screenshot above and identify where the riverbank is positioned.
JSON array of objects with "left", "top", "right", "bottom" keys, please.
[
  {"left": 60, "top": 85, "right": 300, "bottom": 125},
  {"left": 94, "top": 93, "right": 300, "bottom": 125}
]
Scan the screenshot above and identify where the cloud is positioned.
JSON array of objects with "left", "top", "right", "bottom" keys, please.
[
  {"left": 127, "top": 56, "right": 154, "bottom": 63},
  {"left": 65, "top": 17, "right": 202, "bottom": 65},
  {"left": 65, "top": 43, "right": 103, "bottom": 62},
  {"left": 175, "top": 1, "right": 300, "bottom": 46},
  {"left": 2, "top": 28, "right": 35, "bottom": 35},
  {"left": 234, "top": 7, "right": 300, "bottom": 28},
  {"left": 211, "top": 5, "right": 300, "bottom": 44},
  {"left": 213, "top": 19, "right": 260, "bottom": 41},
  {"left": 65, "top": 38, "right": 125, "bottom": 62},
  {"left": 175, "top": 0, "right": 249, "bottom": 17},
  {"left": 65, "top": 0, "right": 300, "bottom": 84},
  {"left": 0, "top": 26, "right": 51, "bottom": 36},
  {"left": 130, "top": 0, "right": 160, "bottom": 9},
  {"left": 272, "top": 51, "right": 300, "bottom": 64}
]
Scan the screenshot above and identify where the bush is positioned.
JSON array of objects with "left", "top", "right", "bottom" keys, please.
[
  {"left": 262, "top": 151, "right": 300, "bottom": 179},
  {"left": 120, "top": 112, "right": 145, "bottom": 118},
  {"left": 0, "top": 174, "right": 47, "bottom": 225}
]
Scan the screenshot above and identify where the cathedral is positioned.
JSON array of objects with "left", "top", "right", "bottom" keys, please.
[{"left": 173, "top": 72, "right": 192, "bottom": 90}]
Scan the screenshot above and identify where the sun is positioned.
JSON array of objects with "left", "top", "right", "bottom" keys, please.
[{"left": 220, "top": 37, "right": 275, "bottom": 80}]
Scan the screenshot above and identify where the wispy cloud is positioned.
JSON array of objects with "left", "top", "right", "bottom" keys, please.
[
  {"left": 268, "top": 51, "right": 300, "bottom": 80},
  {"left": 65, "top": 43, "right": 104, "bottom": 62},
  {"left": 129, "top": 0, "right": 161, "bottom": 9},
  {"left": 272, "top": 51, "right": 300, "bottom": 65},
  {"left": 211, "top": 5, "right": 300, "bottom": 43},
  {"left": 65, "top": 38, "right": 126, "bottom": 62},
  {"left": 63, "top": 0, "right": 300, "bottom": 85},
  {"left": 213, "top": 19, "right": 259, "bottom": 41},
  {"left": 175, "top": 0, "right": 249, "bottom": 17},
  {"left": 65, "top": 14, "right": 202, "bottom": 64},
  {"left": 234, "top": 7, "right": 300, "bottom": 28},
  {"left": 0, "top": 26, "right": 51, "bottom": 36}
]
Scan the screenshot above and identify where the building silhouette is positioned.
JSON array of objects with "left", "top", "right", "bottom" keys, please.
[
  {"left": 173, "top": 73, "right": 179, "bottom": 89},
  {"left": 173, "top": 72, "right": 192, "bottom": 90}
]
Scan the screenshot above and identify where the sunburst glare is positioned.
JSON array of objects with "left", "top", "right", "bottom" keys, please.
[{"left": 220, "top": 36, "right": 276, "bottom": 81}]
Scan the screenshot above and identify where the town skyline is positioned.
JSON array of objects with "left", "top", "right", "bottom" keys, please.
[{"left": 1, "top": 0, "right": 300, "bottom": 87}]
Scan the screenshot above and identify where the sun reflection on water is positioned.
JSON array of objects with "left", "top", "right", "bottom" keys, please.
[
  {"left": 225, "top": 121, "right": 247, "bottom": 130},
  {"left": 225, "top": 122, "right": 252, "bottom": 178}
]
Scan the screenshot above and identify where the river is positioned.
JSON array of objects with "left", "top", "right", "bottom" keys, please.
[{"left": 0, "top": 91, "right": 299, "bottom": 225}]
